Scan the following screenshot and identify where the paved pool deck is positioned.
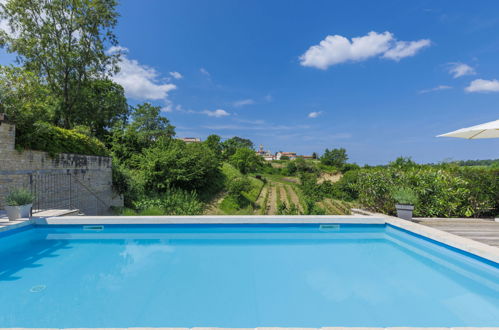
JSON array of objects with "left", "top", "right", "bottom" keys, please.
[{"left": 416, "top": 217, "right": 499, "bottom": 247}]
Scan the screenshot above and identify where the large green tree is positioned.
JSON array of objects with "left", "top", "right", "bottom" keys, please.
[
  {"left": 0, "top": 65, "right": 56, "bottom": 141},
  {"left": 229, "top": 148, "right": 263, "bottom": 174},
  {"left": 0, "top": 0, "right": 121, "bottom": 128},
  {"left": 110, "top": 103, "right": 175, "bottom": 162},
  {"left": 320, "top": 148, "right": 348, "bottom": 168},
  {"left": 221, "top": 136, "right": 254, "bottom": 159},
  {"left": 74, "top": 78, "right": 128, "bottom": 140}
]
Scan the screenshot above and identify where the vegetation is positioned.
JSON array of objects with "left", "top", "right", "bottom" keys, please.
[
  {"left": 392, "top": 187, "right": 418, "bottom": 205},
  {"left": 5, "top": 188, "right": 34, "bottom": 206},
  {"left": 332, "top": 160, "right": 499, "bottom": 218},
  {"left": 20, "top": 121, "right": 108, "bottom": 156},
  {"left": 0, "top": 0, "right": 496, "bottom": 218},
  {"left": 0, "top": 0, "right": 121, "bottom": 129}
]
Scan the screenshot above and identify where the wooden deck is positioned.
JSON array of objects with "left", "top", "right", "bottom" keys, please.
[{"left": 416, "top": 218, "right": 499, "bottom": 247}]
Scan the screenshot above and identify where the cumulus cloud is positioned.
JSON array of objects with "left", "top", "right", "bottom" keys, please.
[
  {"left": 308, "top": 111, "right": 323, "bottom": 118},
  {"left": 382, "top": 39, "right": 431, "bottom": 61},
  {"left": 109, "top": 47, "right": 176, "bottom": 100},
  {"left": 169, "top": 71, "right": 183, "bottom": 79},
  {"left": 448, "top": 63, "right": 475, "bottom": 78},
  {"left": 233, "top": 99, "right": 255, "bottom": 107},
  {"left": 465, "top": 79, "right": 499, "bottom": 93},
  {"left": 418, "top": 85, "right": 452, "bottom": 94},
  {"left": 300, "top": 31, "right": 430, "bottom": 69},
  {"left": 202, "top": 109, "right": 230, "bottom": 117}
]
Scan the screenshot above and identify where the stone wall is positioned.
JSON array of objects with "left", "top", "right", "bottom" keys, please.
[{"left": 0, "top": 122, "right": 121, "bottom": 215}]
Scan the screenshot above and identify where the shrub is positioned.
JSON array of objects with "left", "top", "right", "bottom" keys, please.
[
  {"left": 343, "top": 164, "right": 498, "bottom": 218},
  {"left": 392, "top": 187, "right": 418, "bottom": 205},
  {"left": 132, "top": 189, "right": 204, "bottom": 215},
  {"left": 137, "top": 139, "right": 221, "bottom": 193},
  {"left": 19, "top": 121, "right": 108, "bottom": 156},
  {"left": 6, "top": 188, "right": 34, "bottom": 206}
]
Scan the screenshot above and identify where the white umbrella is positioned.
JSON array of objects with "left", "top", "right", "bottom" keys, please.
[{"left": 437, "top": 119, "right": 499, "bottom": 139}]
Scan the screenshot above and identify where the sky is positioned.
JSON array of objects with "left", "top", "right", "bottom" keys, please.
[{"left": 2, "top": 0, "right": 499, "bottom": 165}]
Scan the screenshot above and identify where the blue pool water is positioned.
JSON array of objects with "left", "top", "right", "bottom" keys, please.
[{"left": 0, "top": 223, "right": 498, "bottom": 328}]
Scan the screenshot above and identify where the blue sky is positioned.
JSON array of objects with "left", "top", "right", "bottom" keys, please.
[{"left": 3, "top": 0, "right": 499, "bottom": 164}]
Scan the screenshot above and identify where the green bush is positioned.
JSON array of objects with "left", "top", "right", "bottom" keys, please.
[
  {"left": 136, "top": 139, "right": 221, "bottom": 193},
  {"left": 392, "top": 187, "right": 418, "bottom": 205},
  {"left": 19, "top": 121, "right": 108, "bottom": 156},
  {"left": 132, "top": 189, "right": 204, "bottom": 215},
  {"left": 5, "top": 188, "right": 34, "bottom": 206},
  {"left": 345, "top": 164, "right": 498, "bottom": 218}
]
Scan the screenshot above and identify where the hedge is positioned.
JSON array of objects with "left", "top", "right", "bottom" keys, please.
[
  {"left": 17, "top": 121, "right": 108, "bottom": 156},
  {"left": 334, "top": 165, "right": 499, "bottom": 218}
]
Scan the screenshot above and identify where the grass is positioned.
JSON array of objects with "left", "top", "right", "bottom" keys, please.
[{"left": 218, "top": 163, "right": 265, "bottom": 215}]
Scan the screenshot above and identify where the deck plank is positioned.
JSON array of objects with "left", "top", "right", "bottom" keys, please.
[{"left": 417, "top": 218, "right": 499, "bottom": 247}]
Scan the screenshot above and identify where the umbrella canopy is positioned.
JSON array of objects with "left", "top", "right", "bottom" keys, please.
[{"left": 437, "top": 119, "right": 499, "bottom": 139}]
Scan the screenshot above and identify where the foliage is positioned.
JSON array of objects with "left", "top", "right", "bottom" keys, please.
[
  {"left": 346, "top": 164, "right": 499, "bottom": 217},
  {"left": 110, "top": 103, "right": 175, "bottom": 162},
  {"left": 5, "top": 188, "right": 34, "bottom": 206},
  {"left": 229, "top": 147, "right": 264, "bottom": 174},
  {"left": 20, "top": 121, "right": 108, "bottom": 156},
  {"left": 221, "top": 136, "right": 253, "bottom": 159},
  {"left": 218, "top": 163, "right": 264, "bottom": 214},
  {"left": 135, "top": 139, "right": 221, "bottom": 193},
  {"left": 320, "top": 148, "right": 348, "bottom": 168},
  {"left": 0, "top": 0, "right": 121, "bottom": 128},
  {"left": 277, "top": 201, "right": 300, "bottom": 215},
  {"left": 392, "top": 187, "right": 418, "bottom": 205},
  {"left": 73, "top": 79, "right": 129, "bottom": 140},
  {"left": 0, "top": 65, "right": 56, "bottom": 142},
  {"left": 131, "top": 189, "right": 204, "bottom": 215},
  {"left": 204, "top": 134, "right": 222, "bottom": 158}
]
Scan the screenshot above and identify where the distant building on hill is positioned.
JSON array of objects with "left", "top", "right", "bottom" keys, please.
[
  {"left": 256, "top": 144, "right": 276, "bottom": 161},
  {"left": 178, "top": 137, "right": 201, "bottom": 143},
  {"left": 276, "top": 152, "right": 297, "bottom": 160}
]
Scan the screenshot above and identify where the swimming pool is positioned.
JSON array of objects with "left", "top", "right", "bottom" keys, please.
[{"left": 0, "top": 222, "right": 498, "bottom": 328}]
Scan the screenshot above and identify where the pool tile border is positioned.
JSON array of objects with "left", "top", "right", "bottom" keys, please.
[
  {"left": 384, "top": 216, "right": 499, "bottom": 264},
  {"left": 1, "top": 327, "right": 498, "bottom": 330},
  {"left": 36, "top": 214, "right": 499, "bottom": 264}
]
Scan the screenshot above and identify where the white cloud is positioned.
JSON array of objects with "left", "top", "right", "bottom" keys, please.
[
  {"left": 465, "top": 79, "right": 499, "bottom": 93},
  {"left": 200, "top": 68, "right": 210, "bottom": 76},
  {"left": 308, "top": 111, "right": 323, "bottom": 118},
  {"left": 448, "top": 63, "right": 475, "bottom": 78},
  {"left": 300, "top": 31, "right": 430, "bottom": 69},
  {"left": 382, "top": 39, "right": 431, "bottom": 61},
  {"left": 418, "top": 85, "right": 452, "bottom": 94},
  {"left": 202, "top": 109, "right": 230, "bottom": 117},
  {"left": 233, "top": 99, "right": 255, "bottom": 107},
  {"left": 111, "top": 50, "right": 176, "bottom": 100},
  {"left": 106, "top": 45, "right": 129, "bottom": 55},
  {"left": 169, "top": 71, "right": 183, "bottom": 79}
]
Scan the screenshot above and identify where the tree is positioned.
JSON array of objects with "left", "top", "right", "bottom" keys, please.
[
  {"left": 137, "top": 139, "right": 221, "bottom": 193},
  {"left": 0, "top": 0, "right": 121, "bottom": 128},
  {"left": 110, "top": 103, "right": 175, "bottom": 162},
  {"left": 73, "top": 78, "right": 128, "bottom": 140},
  {"left": 321, "top": 148, "right": 348, "bottom": 168},
  {"left": 204, "top": 134, "right": 222, "bottom": 157},
  {"left": 221, "top": 136, "right": 254, "bottom": 159},
  {"left": 0, "top": 65, "right": 56, "bottom": 144},
  {"left": 229, "top": 148, "right": 263, "bottom": 174}
]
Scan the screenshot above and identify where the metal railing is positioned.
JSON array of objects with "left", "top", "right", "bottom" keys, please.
[{"left": 29, "top": 171, "right": 109, "bottom": 215}]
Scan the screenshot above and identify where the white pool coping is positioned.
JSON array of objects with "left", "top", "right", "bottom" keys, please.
[{"left": 0, "top": 326, "right": 498, "bottom": 330}]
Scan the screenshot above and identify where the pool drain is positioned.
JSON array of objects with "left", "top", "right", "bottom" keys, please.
[{"left": 30, "top": 285, "right": 46, "bottom": 293}]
